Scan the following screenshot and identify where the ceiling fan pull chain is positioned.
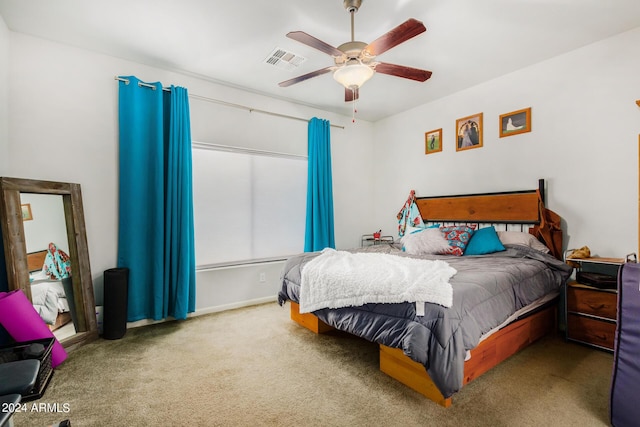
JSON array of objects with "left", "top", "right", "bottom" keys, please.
[{"left": 352, "top": 89, "right": 357, "bottom": 123}]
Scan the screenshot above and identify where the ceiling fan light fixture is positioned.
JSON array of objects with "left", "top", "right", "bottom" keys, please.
[{"left": 332, "top": 62, "right": 374, "bottom": 89}]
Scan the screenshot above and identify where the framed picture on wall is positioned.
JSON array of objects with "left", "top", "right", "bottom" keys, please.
[
  {"left": 499, "top": 107, "right": 531, "bottom": 138},
  {"left": 425, "top": 128, "right": 442, "bottom": 155},
  {"left": 21, "top": 203, "right": 33, "bottom": 221},
  {"left": 456, "top": 113, "right": 483, "bottom": 151}
]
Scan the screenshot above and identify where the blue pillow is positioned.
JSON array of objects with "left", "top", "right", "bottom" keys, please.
[{"left": 463, "top": 226, "right": 505, "bottom": 256}]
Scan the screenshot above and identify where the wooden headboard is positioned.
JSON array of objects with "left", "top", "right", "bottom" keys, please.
[
  {"left": 27, "top": 250, "right": 48, "bottom": 273},
  {"left": 415, "top": 179, "right": 544, "bottom": 225}
]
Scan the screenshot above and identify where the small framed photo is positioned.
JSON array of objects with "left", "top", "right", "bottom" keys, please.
[
  {"left": 456, "top": 113, "right": 483, "bottom": 151},
  {"left": 425, "top": 128, "right": 443, "bottom": 155},
  {"left": 21, "top": 203, "right": 33, "bottom": 221},
  {"left": 499, "top": 107, "right": 531, "bottom": 138}
]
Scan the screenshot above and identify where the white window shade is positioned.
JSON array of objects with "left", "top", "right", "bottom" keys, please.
[{"left": 192, "top": 143, "right": 307, "bottom": 268}]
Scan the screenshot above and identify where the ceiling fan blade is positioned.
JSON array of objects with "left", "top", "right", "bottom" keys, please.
[
  {"left": 286, "top": 31, "right": 344, "bottom": 57},
  {"left": 345, "top": 87, "right": 359, "bottom": 103},
  {"left": 278, "top": 67, "right": 334, "bottom": 87},
  {"left": 363, "top": 18, "right": 426, "bottom": 57},
  {"left": 374, "top": 62, "right": 432, "bottom": 82}
]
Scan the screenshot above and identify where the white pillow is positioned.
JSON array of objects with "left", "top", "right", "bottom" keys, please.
[
  {"left": 496, "top": 231, "right": 550, "bottom": 254},
  {"left": 401, "top": 227, "right": 451, "bottom": 255}
]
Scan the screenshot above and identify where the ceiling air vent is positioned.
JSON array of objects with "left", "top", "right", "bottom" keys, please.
[{"left": 264, "top": 48, "right": 306, "bottom": 72}]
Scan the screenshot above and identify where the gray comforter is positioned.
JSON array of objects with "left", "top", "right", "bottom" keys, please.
[{"left": 278, "top": 243, "right": 572, "bottom": 398}]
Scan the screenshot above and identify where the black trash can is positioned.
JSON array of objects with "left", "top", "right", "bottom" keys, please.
[{"left": 103, "top": 268, "right": 129, "bottom": 340}]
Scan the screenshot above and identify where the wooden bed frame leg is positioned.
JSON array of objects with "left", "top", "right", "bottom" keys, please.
[
  {"left": 380, "top": 344, "right": 452, "bottom": 407},
  {"left": 289, "top": 301, "right": 334, "bottom": 334}
]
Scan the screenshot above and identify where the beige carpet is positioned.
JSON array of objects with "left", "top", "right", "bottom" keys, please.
[{"left": 14, "top": 302, "right": 613, "bottom": 427}]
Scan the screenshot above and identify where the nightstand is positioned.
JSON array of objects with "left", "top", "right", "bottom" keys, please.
[
  {"left": 566, "top": 281, "right": 617, "bottom": 351},
  {"left": 361, "top": 234, "right": 394, "bottom": 247},
  {"left": 564, "top": 254, "right": 636, "bottom": 352}
]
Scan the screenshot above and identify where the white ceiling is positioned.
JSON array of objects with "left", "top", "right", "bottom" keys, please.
[{"left": 1, "top": 0, "right": 640, "bottom": 122}]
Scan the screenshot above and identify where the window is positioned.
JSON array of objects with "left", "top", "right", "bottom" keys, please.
[{"left": 192, "top": 142, "right": 307, "bottom": 268}]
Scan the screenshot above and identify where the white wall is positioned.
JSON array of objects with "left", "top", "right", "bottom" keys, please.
[
  {"left": 373, "top": 27, "right": 640, "bottom": 258},
  {"left": 6, "top": 32, "right": 375, "bottom": 311},
  {"left": 0, "top": 15, "right": 8, "bottom": 174},
  {"left": 20, "top": 193, "right": 69, "bottom": 254}
]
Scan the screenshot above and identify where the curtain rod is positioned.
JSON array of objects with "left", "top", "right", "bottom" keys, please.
[
  {"left": 114, "top": 76, "right": 344, "bottom": 129},
  {"left": 192, "top": 141, "right": 307, "bottom": 160}
]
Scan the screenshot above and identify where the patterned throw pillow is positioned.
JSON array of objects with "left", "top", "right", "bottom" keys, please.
[{"left": 439, "top": 225, "right": 477, "bottom": 256}]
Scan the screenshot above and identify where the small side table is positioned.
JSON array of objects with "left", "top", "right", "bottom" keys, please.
[
  {"left": 361, "top": 235, "right": 394, "bottom": 247},
  {"left": 563, "top": 252, "right": 636, "bottom": 351}
]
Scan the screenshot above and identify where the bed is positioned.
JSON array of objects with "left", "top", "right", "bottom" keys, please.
[
  {"left": 278, "top": 180, "right": 572, "bottom": 407},
  {"left": 27, "top": 250, "right": 73, "bottom": 331}
]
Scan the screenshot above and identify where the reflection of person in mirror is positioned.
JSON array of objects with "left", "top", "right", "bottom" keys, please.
[{"left": 44, "top": 242, "right": 72, "bottom": 279}]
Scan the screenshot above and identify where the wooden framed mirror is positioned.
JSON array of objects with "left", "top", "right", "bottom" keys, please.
[{"left": 0, "top": 177, "right": 98, "bottom": 350}]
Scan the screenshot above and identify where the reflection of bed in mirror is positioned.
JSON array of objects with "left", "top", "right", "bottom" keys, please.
[{"left": 26, "top": 250, "right": 77, "bottom": 341}]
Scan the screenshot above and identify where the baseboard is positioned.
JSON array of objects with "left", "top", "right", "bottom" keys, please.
[
  {"left": 126, "top": 295, "right": 278, "bottom": 329},
  {"left": 191, "top": 296, "right": 278, "bottom": 317}
]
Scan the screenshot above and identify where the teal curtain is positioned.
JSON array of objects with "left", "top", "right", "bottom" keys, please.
[
  {"left": 163, "top": 87, "right": 196, "bottom": 319},
  {"left": 304, "top": 117, "right": 335, "bottom": 252},
  {"left": 118, "top": 76, "right": 196, "bottom": 321}
]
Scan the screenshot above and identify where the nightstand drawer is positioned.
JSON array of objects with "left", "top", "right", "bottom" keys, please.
[
  {"left": 567, "top": 286, "right": 617, "bottom": 320},
  {"left": 567, "top": 314, "right": 616, "bottom": 349}
]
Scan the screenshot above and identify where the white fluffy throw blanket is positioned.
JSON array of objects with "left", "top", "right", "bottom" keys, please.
[{"left": 299, "top": 248, "right": 457, "bottom": 314}]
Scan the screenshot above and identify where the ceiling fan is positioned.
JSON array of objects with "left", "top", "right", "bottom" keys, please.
[{"left": 278, "top": 0, "right": 432, "bottom": 103}]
